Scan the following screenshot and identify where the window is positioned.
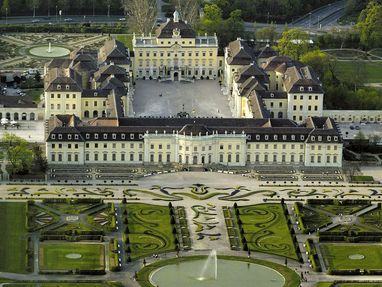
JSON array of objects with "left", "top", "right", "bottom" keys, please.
[
  {"left": 219, "top": 154, "right": 223, "bottom": 162},
  {"left": 85, "top": 101, "right": 89, "bottom": 107},
  {"left": 51, "top": 104, "right": 54, "bottom": 109},
  {"left": 314, "top": 106, "right": 318, "bottom": 111},
  {"left": 112, "top": 133, "right": 116, "bottom": 139},
  {"left": 300, "top": 154, "right": 304, "bottom": 162},
  {"left": 130, "top": 134, "right": 134, "bottom": 139},
  {"left": 308, "top": 87, "right": 313, "bottom": 91},
  {"left": 167, "top": 144, "right": 170, "bottom": 150},
  {"left": 68, "top": 144, "right": 72, "bottom": 149},
  {"left": 121, "top": 153, "right": 125, "bottom": 161},
  {"left": 130, "top": 143, "right": 134, "bottom": 149},
  {"left": 293, "top": 105, "right": 296, "bottom": 111},
  {"left": 317, "top": 155, "right": 321, "bottom": 163},
  {"left": 66, "top": 94, "right": 70, "bottom": 99},
  {"left": 51, "top": 134, "right": 56, "bottom": 140},
  {"left": 167, "top": 154, "right": 170, "bottom": 162},
  {"left": 94, "top": 153, "right": 98, "bottom": 161},
  {"left": 227, "top": 154, "right": 232, "bottom": 163},
  {"left": 130, "top": 153, "right": 134, "bottom": 161},
  {"left": 264, "top": 154, "right": 268, "bottom": 162},
  {"left": 67, "top": 154, "right": 72, "bottom": 162},
  {"left": 139, "top": 154, "right": 143, "bottom": 161},
  {"left": 300, "top": 95, "right": 303, "bottom": 100},
  {"left": 58, "top": 134, "right": 62, "bottom": 139},
  {"left": 51, "top": 94, "right": 54, "bottom": 99},
  {"left": 300, "top": 86, "right": 304, "bottom": 91},
  {"left": 220, "top": 145, "right": 223, "bottom": 150},
  {"left": 333, "top": 156, "right": 337, "bottom": 163},
  {"left": 311, "top": 155, "right": 314, "bottom": 163},
  {"left": 58, "top": 154, "right": 62, "bottom": 161},
  {"left": 103, "top": 153, "right": 107, "bottom": 161},
  {"left": 273, "top": 154, "right": 277, "bottom": 162},
  {"left": 327, "top": 155, "right": 330, "bottom": 163},
  {"left": 103, "top": 134, "right": 107, "bottom": 139},
  {"left": 236, "top": 154, "right": 240, "bottom": 162},
  {"left": 66, "top": 104, "right": 69, "bottom": 110},
  {"left": 94, "top": 134, "right": 98, "bottom": 139},
  {"left": 112, "top": 153, "right": 116, "bottom": 161},
  {"left": 256, "top": 154, "right": 260, "bottom": 162},
  {"left": 236, "top": 144, "right": 240, "bottom": 150},
  {"left": 282, "top": 155, "right": 286, "bottom": 162},
  {"left": 121, "top": 134, "right": 126, "bottom": 140},
  {"left": 103, "top": 143, "right": 107, "bottom": 148},
  {"left": 228, "top": 145, "right": 232, "bottom": 150},
  {"left": 291, "top": 154, "right": 294, "bottom": 162},
  {"left": 194, "top": 146, "right": 197, "bottom": 152},
  {"left": 51, "top": 154, "right": 55, "bottom": 162},
  {"left": 247, "top": 154, "right": 251, "bottom": 162},
  {"left": 85, "top": 153, "right": 89, "bottom": 161}
]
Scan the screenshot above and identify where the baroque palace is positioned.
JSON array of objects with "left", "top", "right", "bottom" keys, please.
[{"left": 44, "top": 11, "right": 343, "bottom": 168}]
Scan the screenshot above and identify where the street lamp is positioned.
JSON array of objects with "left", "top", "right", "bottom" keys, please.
[
  {"left": 309, "top": 12, "right": 312, "bottom": 28},
  {"left": 33, "top": 6, "right": 36, "bottom": 18},
  {"left": 107, "top": 4, "right": 110, "bottom": 18},
  {"left": 55, "top": 5, "right": 58, "bottom": 22},
  {"left": 5, "top": 8, "right": 8, "bottom": 25}
]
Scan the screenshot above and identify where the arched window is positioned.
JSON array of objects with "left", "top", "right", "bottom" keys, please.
[
  {"left": 93, "top": 110, "right": 98, "bottom": 118},
  {"left": 14, "top": 113, "right": 19, "bottom": 120},
  {"left": 21, "top": 113, "right": 27, "bottom": 120},
  {"left": 30, "top": 113, "right": 35, "bottom": 121},
  {"left": 84, "top": 111, "right": 89, "bottom": 118},
  {"left": 278, "top": 112, "right": 283, "bottom": 118}
]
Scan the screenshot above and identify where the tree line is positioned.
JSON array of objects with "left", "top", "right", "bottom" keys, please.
[{"left": 0, "top": 0, "right": 124, "bottom": 17}]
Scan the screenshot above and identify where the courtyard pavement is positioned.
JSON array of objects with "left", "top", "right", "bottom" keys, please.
[
  {"left": 132, "top": 80, "right": 232, "bottom": 117},
  {"left": 0, "top": 120, "right": 45, "bottom": 143}
]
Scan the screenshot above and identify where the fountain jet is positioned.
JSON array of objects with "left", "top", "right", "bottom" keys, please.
[{"left": 199, "top": 249, "right": 217, "bottom": 280}]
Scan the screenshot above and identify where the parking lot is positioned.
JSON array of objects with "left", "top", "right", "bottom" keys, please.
[
  {"left": 133, "top": 80, "right": 232, "bottom": 117},
  {"left": 338, "top": 123, "right": 382, "bottom": 141}
]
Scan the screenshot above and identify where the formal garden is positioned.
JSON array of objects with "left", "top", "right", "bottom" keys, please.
[
  {"left": 229, "top": 203, "right": 300, "bottom": 260},
  {"left": 123, "top": 203, "right": 181, "bottom": 260},
  {"left": 39, "top": 242, "right": 105, "bottom": 273},
  {"left": 320, "top": 244, "right": 382, "bottom": 275},
  {"left": 0, "top": 33, "right": 109, "bottom": 69}
]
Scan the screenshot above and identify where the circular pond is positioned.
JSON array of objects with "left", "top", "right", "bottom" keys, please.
[
  {"left": 150, "top": 259, "right": 285, "bottom": 287},
  {"left": 29, "top": 46, "right": 70, "bottom": 58}
]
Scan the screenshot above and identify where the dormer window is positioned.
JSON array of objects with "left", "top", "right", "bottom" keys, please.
[
  {"left": 112, "top": 133, "right": 116, "bottom": 139},
  {"left": 283, "top": 135, "right": 287, "bottom": 140},
  {"left": 94, "top": 92, "right": 98, "bottom": 97},
  {"left": 256, "top": 135, "right": 260, "bottom": 140},
  {"left": 121, "top": 134, "right": 125, "bottom": 140},
  {"left": 130, "top": 134, "right": 135, "bottom": 139},
  {"left": 246, "top": 135, "right": 252, "bottom": 140},
  {"left": 103, "top": 134, "right": 108, "bottom": 139},
  {"left": 311, "top": 136, "right": 315, "bottom": 141},
  {"left": 94, "top": 134, "right": 98, "bottom": 139},
  {"left": 291, "top": 135, "right": 295, "bottom": 140},
  {"left": 265, "top": 135, "right": 269, "bottom": 140},
  {"left": 270, "top": 93, "right": 274, "bottom": 98},
  {"left": 58, "top": 134, "right": 62, "bottom": 139},
  {"left": 57, "top": 85, "right": 61, "bottom": 90},
  {"left": 300, "top": 135, "right": 304, "bottom": 140},
  {"left": 51, "top": 134, "right": 56, "bottom": 140},
  {"left": 308, "top": 86, "right": 313, "bottom": 91},
  {"left": 65, "top": 85, "right": 70, "bottom": 90},
  {"left": 68, "top": 134, "right": 72, "bottom": 140},
  {"left": 327, "top": 136, "right": 331, "bottom": 141},
  {"left": 300, "top": 86, "right": 304, "bottom": 91},
  {"left": 318, "top": 136, "right": 322, "bottom": 141},
  {"left": 75, "top": 134, "right": 79, "bottom": 140},
  {"left": 139, "top": 134, "right": 144, "bottom": 139},
  {"left": 86, "top": 134, "right": 90, "bottom": 139},
  {"left": 334, "top": 136, "right": 338, "bottom": 141},
  {"left": 273, "top": 135, "right": 278, "bottom": 140}
]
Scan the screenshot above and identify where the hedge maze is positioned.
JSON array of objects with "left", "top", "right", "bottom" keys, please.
[{"left": 232, "top": 203, "right": 300, "bottom": 260}]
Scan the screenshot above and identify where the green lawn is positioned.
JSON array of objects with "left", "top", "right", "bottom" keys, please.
[
  {"left": 315, "top": 283, "right": 333, "bottom": 287},
  {"left": 237, "top": 204, "right": 298, "bottom": 260},
  {"left": 116, "top": 34, "right": 133, "bottom": 51},
  {"left": 39, "top": 243, "right": 105, "bottom": 271},
  {"left": 351, "top": 176, "right": 375, "bottom": 182},
  {"left": 335, "top": 61, "right": 382, "bottom": 83},
  {"left": 126, "top": 203, "right": 176, "bottom": 259},
  {"left": 316, "top": 283, "right": 382, "bottom": 287},
  {"left": 320, "top": 244, "right": 382, "bottom": 271},
  {"left": 0, "top": 202, "right": 28, "bottom": 273}
]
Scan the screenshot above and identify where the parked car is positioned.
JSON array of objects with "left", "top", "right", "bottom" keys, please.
[
  {"left": 32, "top": 19, "right": 41, "bottom": 23},
  {"left": 64, "top": 18, "right": 73, "bottom": 22},
  {"left": 119, "top": 17, "right": 126, "bottom": 21}
]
